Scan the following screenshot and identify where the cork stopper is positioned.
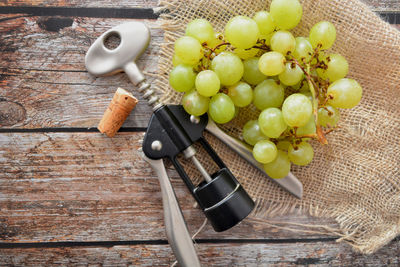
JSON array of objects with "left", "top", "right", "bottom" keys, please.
[{"left": 98, "top": 88, "right": 138, "bottom": 137}]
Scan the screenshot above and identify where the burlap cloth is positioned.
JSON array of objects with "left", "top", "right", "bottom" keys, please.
[{"left": 155, "top": 0, "right": 400, "bottom": 254}]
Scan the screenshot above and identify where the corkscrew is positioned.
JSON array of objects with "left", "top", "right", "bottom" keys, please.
[{"left": 85, "top": 21, "right": 302, "bottom": 267}]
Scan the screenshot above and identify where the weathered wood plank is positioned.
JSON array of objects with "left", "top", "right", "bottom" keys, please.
[
  {"left": 0, "top": 2, "right": 399, "bottom": 265},
  {"left": 0, "top": 17, "right": 161, "bottom": 128},
  {"left": 0, "top": 0, "right": 159, "bottom": 9},
  {"left": 0, "top": 6, "right": 159, "bottom": 20},
  {"left": 361, "top": 0, "right": 400, "bottom": 12},
  {"left": 0, "top": 0, "right": 399, "bottom": 12},
  {"left": 0, "top": 241, "right": 399, "bottom": 266},
  {"left": 0, "top": 132, "right": 340, "bottom": 242}
]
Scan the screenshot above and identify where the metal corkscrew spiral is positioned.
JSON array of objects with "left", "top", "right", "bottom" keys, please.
[{"left": 137, "top": 80, "right": 163, "bottom": 110}]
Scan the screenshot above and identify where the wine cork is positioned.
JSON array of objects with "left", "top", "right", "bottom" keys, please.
[{"left": 98, "top": 88, "right": 138, "bottom": 137}]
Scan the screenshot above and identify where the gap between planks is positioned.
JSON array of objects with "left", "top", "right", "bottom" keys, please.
[
  {"left": 0, "top": 127, "right": 147, "bottom": 133},
  {"left": 0, "top": 237, "right": 341, "bottom": 249}
]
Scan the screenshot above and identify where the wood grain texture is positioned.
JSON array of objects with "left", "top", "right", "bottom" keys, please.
[
  {"left": 1, "top": 1, "right": 400, "bottom": 265},
  {"left": 0, "top": 241, "right": 399, "bottom": 266},
  {"left": 0, "top": 17, "right": 160, "bottom": 128},
  {"left": 0, "top": 0, "right": 399, "bottom": 12},
  {"left": 0, "top": 0, "right": 159, "bottom": 9},
  {"left": 360, "top": 0, "right": 400, "bottom": 12},
  {"left": 0, "top": 132, "right": 339, "bottom": 242}
]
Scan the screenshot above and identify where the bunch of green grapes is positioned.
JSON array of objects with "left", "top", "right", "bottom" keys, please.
[{"left": 169, "top": 0, "right": 363, "bottom": 179}]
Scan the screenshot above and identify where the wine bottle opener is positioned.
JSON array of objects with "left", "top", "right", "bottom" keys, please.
[{"left": 85, "top": 21, "right": 303, "bottom": 266}]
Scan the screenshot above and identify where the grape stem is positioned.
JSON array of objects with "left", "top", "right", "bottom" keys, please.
[
  {"left": 321, "top": 94, "right": 333, "bottom": 107},
  {"left": 201, "top": 42, "right": 230, "bottom": 69},
  {"left": 251, "top": 45, "right": 269, "bottom": 51},
  {"left": 250, "top": 39, "right": 271, "bottom": 51},
  {"left": 289, "top": 57, "right": 328, "bottom": 145},
  {"left": 311, "top": 61, "right": 328, "bottom": 71},
  {"left": 211, "top": 42, "right": 230, "bottom": 52},
  {"left": 287, "top": 126, "right": 338, "bottom": 140},
  {"left": 307, "top": 44, "right": 322, "bottom": 65},
  {"left": 324, "top": 126, "right": 339, "bottom": 135}
]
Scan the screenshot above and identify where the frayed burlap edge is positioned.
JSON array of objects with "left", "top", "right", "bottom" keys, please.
[{"left": 154, "top": 0, "right": 400, "bottom": 254}]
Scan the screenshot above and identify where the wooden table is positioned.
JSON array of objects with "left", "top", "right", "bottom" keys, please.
[{"left": 0, "top": 1, "right": 399, "bottom": 266}]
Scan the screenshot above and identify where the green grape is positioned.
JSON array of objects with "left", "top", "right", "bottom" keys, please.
[
  {"left": 195, "top": 70, "right": 220, "bottom": 97},
  {"left": 276, "top": 140, "right": 291, "bottom": 151},
  {"left": 253, "top": 11, "right": 276, "bottom": 35},
  {"left": 293, "top": 37, "right": 313, "bottom": 62},
  {"left": 317, "top": 54, "right": 349, "bottom": 82},
  {"left": 278, "top": 63, "right": 304, "bottom": 86},
  {"left": 301, "top": 91, "right": 313, "bottom": 102},
  {"left": 258, "top": 108, "right": 287, "bottom": 138},
  {"left": 169, "top": 64, "right": 196, "bottom": 92},
  {"left": 327, "top": 78, "right": 362, "bottom": 109},
  {"left": 211, "top": 52, "right": 244, "bottom": 86},
  {"left": 270, "top": 0, "right": 302, "bottom": 30},
  {"left": 174, "top": 36, "right": 203, "bottom": 65},
  {"left": 296, "top": 115, "right": 316, "bottom": 136},
  {"left": 288, "top": 142, "right": 314, "bottom": 166},
  {"left": 309, "top": 21, "right": 336, "bottom": 50},
  {"left": 258, "top": 51, "right": 286, "bottom": 76},
  {"left": 242, "top": 120, "right": 267, "bottom": 146},
  {"left": 253, "top": 140, "right": 278, "bottom": 164},
  {"left": 263, "top": 150, "right": 291, "bottom": 179},
  {"left": 182, "top": 90, "right": 210, "bottom": 116},
  {"left": 318, "top": 105, "right": 340, "bottom": 127},
  {"left": 242, "top": 57, "right": 267, "bottom": 85},
  {"left": 185, "top": 19, "right": 215, "bottom": 44},
  {"left": 172, "top": 54, "right": 185, "bottom": 67},
  {"left": 235, "top": 48, "right": 259, "bottom": 59},
  {"left": 228, "top": 82, "right": 253, "bottom": 107},
  {"left": 209, "top": 93, "right": 235, "bottom": 124},
  {"left": 282, "top": 93, "right": 313, "bottom": 127},
  {"left": 253, "top": 79, "right": 284, "bottom": 110},
  {"left": 270, "top": 30, "right": 296, "bottom": 55},
  {"left": 225, "top": 16, "right": 259, "bottom": 49}
]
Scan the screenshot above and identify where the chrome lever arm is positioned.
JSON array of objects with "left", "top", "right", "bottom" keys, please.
[{"left": 141, "top": 153, "right": 201, "bottom": 267}]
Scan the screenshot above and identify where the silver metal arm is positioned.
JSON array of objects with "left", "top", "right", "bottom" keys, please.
[
  {"left": 205, "top": 119, "right": 303, "bottom": 199},
  {"left": 141, "top": 154, "right": 201, "bottom": 267}
]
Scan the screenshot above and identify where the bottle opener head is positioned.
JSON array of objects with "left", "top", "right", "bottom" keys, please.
[{"left": 85, "top": 22, "right": 151, "bottom": 77}]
